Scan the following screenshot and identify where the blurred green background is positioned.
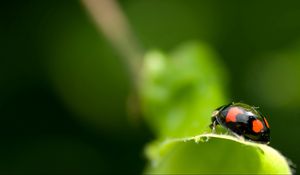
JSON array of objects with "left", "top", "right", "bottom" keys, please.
[{"left": 1, "top": 0, "right": 300, "bottom": 174}]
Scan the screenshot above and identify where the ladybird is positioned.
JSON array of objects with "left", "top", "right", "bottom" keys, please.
[{"left": 210, "top": 102, "right": 270, "bottom": 144}]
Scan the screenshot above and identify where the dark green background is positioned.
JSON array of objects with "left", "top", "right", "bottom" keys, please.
[{"left": 1, "top": 1, "right": 300, "bottom": 174}]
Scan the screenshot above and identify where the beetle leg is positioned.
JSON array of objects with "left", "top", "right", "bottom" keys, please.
[
  {"left": 209, "top": 116, "right": 218, "bottom": 133},
  {"left": 230, "top": 131, "right": 244, "bottom": 141}
]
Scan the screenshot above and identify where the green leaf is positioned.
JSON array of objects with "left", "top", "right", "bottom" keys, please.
[
  {"left": 139, "top": 42, "right": 228, "bottom": 138},
  {"left": 140, "top": 41, "right": 293, "bottom": 174},
  {"left": 145, "top": 134, "right": 292, "bottom": 174}
]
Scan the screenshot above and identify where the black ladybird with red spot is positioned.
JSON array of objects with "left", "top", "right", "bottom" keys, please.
[{"left": 210, "top": 102, "right": 270, "bottom": 144}]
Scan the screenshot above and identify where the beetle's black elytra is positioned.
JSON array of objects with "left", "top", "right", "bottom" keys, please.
[{"left": 210, "top": 102, "right": 270, "bottom": 144}]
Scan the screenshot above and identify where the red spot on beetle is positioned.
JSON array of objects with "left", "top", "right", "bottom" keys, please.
[
  {"left": 263, "top": 117, "right": 270, "bottom": 128},
  {"left": 226, "top": 107, "right": 243, "bottom": 123},
  {"left": 252, "top": 119, "right": 264, "bottom": 133}
]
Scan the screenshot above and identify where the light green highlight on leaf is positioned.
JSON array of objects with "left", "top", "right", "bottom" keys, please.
[
  {"left": 145, "top": 134, "right": 292, "bottom": 174},
  {"left": 140, "top": 42, "right": 228, "bottom": 138}
]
